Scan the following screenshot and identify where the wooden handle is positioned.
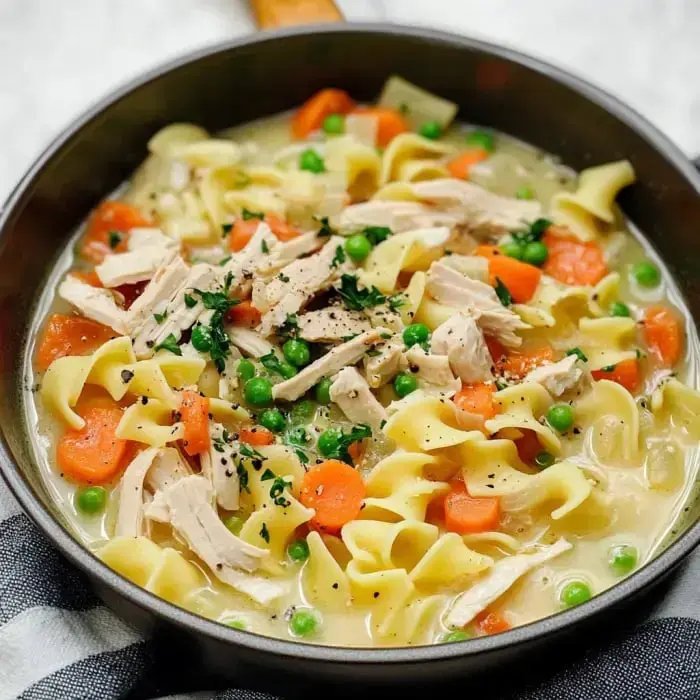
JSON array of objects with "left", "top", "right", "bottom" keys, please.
[{"left": 249, "top": 0, "right": 343, "bottom": 29}]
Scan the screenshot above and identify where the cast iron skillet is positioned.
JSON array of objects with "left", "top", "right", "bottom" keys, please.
[{"left": 1, "top": 16, "right": 700, "bottom": 691}]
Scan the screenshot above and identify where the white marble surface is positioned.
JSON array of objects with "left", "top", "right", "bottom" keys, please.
[{"left": 1, "top": 0, "right": 699, "bottom": 201}]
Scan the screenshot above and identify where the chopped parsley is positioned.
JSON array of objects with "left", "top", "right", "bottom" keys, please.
[
  {"left": 278, "top": 313, "right": 299, "bottom": 340},
  {"left": 363, "top": 226, "right": 392, "bottom": 246},
  {"left": 154, "top": 333, "right": 181, "bottom": 356},
  {"left": 184, "top": 294, "right": 197, "bottom": 309},
  {"left": 221, "top": 223, "right": 233, "bottom": 237},
  {"left": 294, "top": 448, "right": 309, "bottom": 465},
  {"left": 240, "top": 443, "right": 265, "bottom": 460},
  {"left": 337, "top": 274, "right": 386, "bottom": 311},
  {"left": 331, "top": 245, "right": 346, "bottom": 269},
  {"left": 259, "top": 523, "right": 270, "bottom": 543},
  {"left": 387, "top": 293, "right": 406, "bottom": 313},
  {"left": 219, "top": 255, "right": 232, "bottom": 267},
  {"left": 193, "top": 287, "right": 238, "bottom": 314},
  {"left": 242, "top": 208, "right": 264, "bottom": 221},
  {"left": 269, "top": 476, "right": 291, "bottom": 507},
  {"left": 278, "top": 273, "right": 290, "bottom": 283},
  {"left": 153, "top": 311, "right": 167, "bottom": 324},
  {"left": 511, "top": 218, "right": 552, "bottom": 246},
  {"left": 566, "top": 347, "right": 588, "bottom": 362},
  {"left": 192, "top": 283, "right": 240, "bottom": 372},
  {"left": 260, "top": 468, "right": 276, "bottom": 481},
  {"left": 495, "top": 379, "right": 509, "bottom": 391},
  {"left": 599, "top": 364, "right": 617, "bottom": 373},
  {"left": 260, "top": 351, "right": 288, "bottom": 378},
  {"left": 108, "top": 230, "right": 123, "bottom": 249},
  {"left": 494, "top": 277, "right": 513, "bottom": 307},
  {"left": 261, "top": 239, "right": 270, "bottom": 254},
  {"left": 315, "top": 216, "right": 335, "bottom": 237},
  {"left": 366, "top": 349, "right": 381, "bottom": 357},
  {"left": 324, "top": 424, "right": 372, "bottom": 465},
  {"left": 380, "top": 332, "right": 392, "bottom": 340},
  {"left": 236, "top": 462, "right": 250, "bottom": 493}
]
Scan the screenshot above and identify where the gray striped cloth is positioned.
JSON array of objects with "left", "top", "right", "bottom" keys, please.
[{"left": 1, "top": 481, "right": 699, "bottom": 700}]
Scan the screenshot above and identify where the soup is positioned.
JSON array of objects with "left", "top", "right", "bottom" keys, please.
[{"left": 26, "top": 76, "right": 700, "bottom": 647}]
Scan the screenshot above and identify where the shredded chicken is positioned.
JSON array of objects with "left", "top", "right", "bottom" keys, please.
[
  {"left": 143, "top": 448, "right": 191, "bottom": 523},
  {"left": 329, "top": 367, "right": 388, "bottom": 431},
  {"left": 115, "top": 448, "right": 160, "bottom": 538},
  {"left": 297, "top": 307, "right": 371, "bottom": 343},
  {"left": 439, "top": 254, "right": 489, "bottom": 283},
  {"left": 59, "top": 275, "right": 128, "bottom": 334},
  {"left": 273, "top": 328, "right": 388, "bottom": 402},
  {"left": 427, "top": 261, "right": 529, "bottom": 347},
  {"left": 363, "top": 337, "right": 404, "bottom": 388},
  {"left": 222, "top": 222, "right": 278, "bottom": 297},
  {"left": 401, "top": 346, "right": 461, "bottom": 397},
  {"left": 228, "top": 326, "right": 276, "bottom": 358},
  {"left": 431, "top": 312, "right": 493, "bottom": 384},
  {"left": 446, "top": 538, "right": 572, "bottom": 628},
  {"left": 200, "top": 423, "right": 240, "bottom": 511},
  {"left": 256, "top": 230, "right": 324, "bottom": 277},
  {"left": 336, "top": 200, "right": 459, "bottom": 234},
  {"left": 525, "top": 355, "right": 589, "bottom": 397}
]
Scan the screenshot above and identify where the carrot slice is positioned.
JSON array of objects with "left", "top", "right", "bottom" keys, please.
[
  {"left": 351, "top": 107, "right": 409, "bottom": 148},
  {"left": 37, "top": 314, "right": 117, "bottom": 370},
  {"left": 180, "top": 390, "right": 210, "bottom": 456},
  {"left": 642, "top": 305, "right": 683, "bottom": 367},
  {"left": 227, "top": 300, "right": 262, "bottom": 329},
  {"left": 80, "top": 201, "right": 151, "bottom": 264},
  {"left": 57, "top": 400, "right": 129, "bottom": 484},
  {"left": 542, "top": 231, "right": 608, "bottom": 286},
  {"left": 240, "top": 426, "right": 275, "bottom": 447},
  {"left": 299, "top": 459, "right": 365, "bottom": 534},
  {"left": 447, "top": 149, "right": 489, "bottom": 179},
  {"left": 487, "top": 337, "right": 555, "bottom": 379},
  {"left": 515, "top": 430, "right": 543, "bottom": 465},
  {"left": 475, "top": 245, "right": 542, "bottom": 303},
  {"left": 475, "top": 610, "right": 511, "bottom": 635},
  {"left": 292, "top": 89, "right": 356, "bottom": 139},
  {"left": 591, "top": 358, "right": 640, "bottom": 393},
  {"left": 228, "top": 214, "right": 301, "bottom": 252},
  {"left": 347, "top": 440, "right": 364, "bottom": 464},
  {"left": 265, "top": 213, "right": 301, "bottom": 243},
  {"left": 453, "top": 382, "right": 498, "bottom": 420},
  {"left": 444, "top": 478, "right": 500, "bottom": 534}
]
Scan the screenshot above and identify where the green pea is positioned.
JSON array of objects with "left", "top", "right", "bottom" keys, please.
[
  {"left": 289, "top": 608, "right": 319, "bottom": 637},
  {"left": 191, "top": 324, "right": 212, "bottom": 352},
  {"left": 279, "top": 362, "right": 298, "bottom": 379},
  {"left": 318, "top": 428, "right": 342, "bottom": 456},
  {"left": 345, "top": 233, "right": 372, "bottom": 262},
  {"left": 535, "top": 451, "right": 555, "bottom": 469},
  {"left": 402, "top": 323, "right": 430, "bottom": 348},
  {"left": 394, "top": 372, "right": 418, "bottom": 398},
  {"left": 288, "top": 539, "right": 310, "bottom": 562},
  {"left": 299, "top": 149, "right": 325, "bottom": 174},
  {"left": 226, "top": 619, "right": 247, "bottom": 630},
  {"left": 560, "top": 580, "right": 592, "bottom": 607},
  {"left": 608, "top": 544, "right": 638, "bottom": 576},
  {"left": 633, "top": 261, "right": 660, "bottom": 288},
  {"left": 75, "top": 486, "right": 107, "bottom": 515},
  {"left": 244, "top": 377, "right": 272, "bottom": 407},
  {"left": 322, "top": 113, "right": 345, "bottom": 135},
  {"left": 500, "top": 241, "right": 525, "bottom": 260},
  {"left": 547, "top": 404, "right": 574, "bottom": 433},
  {"left": 522, "top": 241, "right": 549, "bottom": 266},
  {"left": 223, "top": 515, "right": 244, "bottom": 535},
  {"left": 236, "top": 359, "right": 255, "bottom": 382},
  {"left": 610, "top": 302, "right": 631, "bottom": 318},
  {"left": 516, "top": 186, "right": 533, "bottom": 200},
  {"left": 259, "top": 408, "right": 286, "bottom": 433},
  {"left": 419, "top": 120, "right": 442, "bottom": 140},
  {"left": 286, "top": 426, "right": 310, "bottom": 446},
  {"left": 440, "top": 629, "right": 470, "bottom": 643},
  {"left": 290, "top": 399, "right": 316, "bottom": 424},
  {"left": 283, "top": 338, "right": 311, "bottom": 368},
  {"left": 465, "top": 129, "right": 494, "bottom": 152},
  {"left": 315, "top": 377, "right": 332, "bottom": 405}
]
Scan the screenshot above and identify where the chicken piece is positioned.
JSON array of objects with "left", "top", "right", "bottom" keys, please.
[
  {"left": 329, "top": 367, "right": 388, "bottom": 432},
  {"left": 114, "top": 448, "right": 160, "bottom": 538},
  {"left": 427, "top": 261, "right": 529, "bottom": 347},
  {"left": 297, "top": 307, "right": 371, "bottom": 343},
  {"left": 259, "top": 236, "right": 353, "bottom": 336},
  {"left": 524, "top": 355, "right": 589, "bottom": 397},
  {"left": 256, "top": 231, "right": 324, "bottom": 277},
  {"left": 273, "top": 328, "right": 387, "bottom": 402},
  {"left": 409, "top": 179, "right": 542, "bottom": 233},
  {"left": 58, "top": 275, "right": 128, "bottom": 335},
  {"left": 401, "top": 346, "right": 461, "bottom": 397},
  {"left": 222, "top": 222, "right": 278, "bottom": 297},
  {"left": 336, "top": 200, "right": 459, "bottom": 234},
  {"left": 96, "top": 244, "right": 178, "bottom": 288},
  {"left": 143, "top": 447, "right": 191, "bottom": 523},
  {"left": 228, "top": 326, "right": 276, "bottom": 358},
  {"left": 127, "top": 227, "right": 176, "bottom": 250},
  {"left": 218, "top": 346, "right": 243, "bottom": 402},
  {"left": 439, "top": 254, "right": 489, "bottom": 283},
  {"left": 363, "top": 337, "right": 404, "bottom": 388},
  {"left": 200, "top": 423, "right": 240, "bottom": 511},
  {"left": 431, "top": 312, "right": 493, "bottom": 384},
  {"left": 446, "top": 538, "right": 572, "bottom": 628}
]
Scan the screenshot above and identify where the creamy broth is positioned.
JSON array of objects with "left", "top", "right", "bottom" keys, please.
[{"left": 25, "top": 79, "right": 700, "bottom": 647}]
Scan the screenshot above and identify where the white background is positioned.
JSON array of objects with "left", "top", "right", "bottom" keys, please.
[{"left": 1, "top": 0, "right": 699, "bottom": 200}]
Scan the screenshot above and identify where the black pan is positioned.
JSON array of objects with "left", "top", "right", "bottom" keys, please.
[{"left": 1, "top": 22, "right": 700, "bottom": 690}]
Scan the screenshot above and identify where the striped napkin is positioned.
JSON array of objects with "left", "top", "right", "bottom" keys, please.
[{"left": 1, "top": 480, "right": 699, "bottom": 700}]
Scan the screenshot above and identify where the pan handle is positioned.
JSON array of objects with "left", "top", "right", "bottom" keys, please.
[{"left": 248, "top": 0, "right": 343, "bottom": 29}]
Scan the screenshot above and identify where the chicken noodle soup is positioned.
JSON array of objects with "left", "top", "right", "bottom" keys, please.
[{"left": 26, "top": 76, "right": 700, "bottom": 647}]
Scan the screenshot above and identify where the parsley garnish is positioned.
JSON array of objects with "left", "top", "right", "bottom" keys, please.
[
  {"left": 388, "top": 293, "right": 406, "bottom": 313},
  {"left": 240, "top": 443, "right": 265, "bottom": 460},
  {"left": 380, "top": 332, "right": 392, "bottom": 340},
  {"left": 260, "top": 468, "right": 276, "bottom": 481},
  {"left": 278, "top": 313, "right": 299, "bottom": 339},
  {"left": 259, "top": 523, "right": 270, "bottom": 543},
  {"left": 192, "top": 285, "right": 240, "bottom": 372},
  {"left": 261, "top": 240, "right": 270, "bottom": 254},
  {"left": 184, "top": 294, "right": 197, "bottom": 308},
  {"left": 511, "top": 218, "right": 552, "bottom": 246},
  {"left": 600, "top": 364, "right": 617, "bottom": 373},
  {"left": 242, "top": 208, "right": 264, "bottom": 221},
  {"left": 193, "top": 288, "right": 238, "bottom": 314},
  {"left": 363, "top": 226, "right": 392, "bottom": 246},
  {"left": 322, "top": 424, "right": 372, "bottom": 465},
  {"left": 236, "top": 461, "right": 250, "bottom": 493},
  {"left": 366, "top": 349, "right": 381, "bottom": 357},
  {"left": 222, "top": 223, "right": 233, "bottom": 237},
  {"left": 331, "top": 245, "right": 346, "bottom": 269},
  {"left": 269, "top": 476, "right": 291, "bottom": 507},
  {"left": 337, "top": 274, "right": 386, "bottom": 311},
  {"left": 153, "top": 311, "right": 167, "bottom": 324},
  {"left": 260, "top": 351, "right": 288, "bottom": 378},
  {"left": 219, "top": 255, "right": 232, "bottom": 266},
  {"left": 294, "top": 448, "right": 309, "bottom": 465},
  {"left": 494, "top": 277, "right": 513, "bottom": 307},
  {"left": 108, "top": 230, "right": 123, "bottom": 250},
  {"left": 278, "top": 273, "right": 290, "bottom": 283},
  {"left": 154, "top": 334, "right": 181, "bottom": 356},
  {"left": 315, "top": 216, "right": 335, "bottom": 237},
  {"left": 566, "top": 348, "right": 588, "bottom": 362},
  {"left": 495, "top": 379, "right": 509, "bottom": 391}
]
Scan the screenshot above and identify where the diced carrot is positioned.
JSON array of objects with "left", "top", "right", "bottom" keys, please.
[
  {"left": 447, "top": 149, "right": 489, "bottom": 179},
  {"left": 475, "top": 610, "right": 511, "bottom": 635},
  {"left": 642, "top": 305, "right": 683, "bottom": 367},
  {"left": 292, "top": 89, "right": 356, "bottom": 139},
  {"left": 240, "top": 426, "right": 275, "bottom": 447},
  {"left": 265, "top": 213, "right": 301, "bottom": 243},
  {"left": 487, "top": 338, "right": 555, "bottom": 379},
  {"left": 227, "top": 300, "right": 262, "bottom": 329},
  {"left": 347, "top": 440, "right": 364, "bottom": 463},
  {"left": 299, "top": 459, "right": 365, "bottom": 534},
  {"left": 228, "top": 214, "right": 301, "bottom": 252},
  {"left": 180, "top": 390, "right": 210, "bottom": 456},
  {"left": 73, "top": 270, "right": 103, "bottom": 287},
  {"left": 37, "top": 314, "right": 117, "bottom": 370},
  {"left": 475, "top": 245, "right": 542, "bottom": 303},
  {"left": 351, "top": 107, "right": 409, "bottom": 148},
  {"left": 57, "top": 399, "right": 129, "bottom": 484},
  {"left": 515, "top": 430, "right": 542, "bottom": 465},
  {"left": 444, "top": 478, "right": 500, "bottom": 534},
  {"left": 115, "top": 280, "right": 149, "bottom": 310},
  {"left": 453, "top": 382, "right": 498, "bottom": 420},
  {"left": 591, "top": 358, "right": 640, "bottom": 393},
  {"left": 80, "top": 201, "right": 151, "bottom": 264},
  {"left": 542, "top": 231, "right": 608, "bottom": 286}
]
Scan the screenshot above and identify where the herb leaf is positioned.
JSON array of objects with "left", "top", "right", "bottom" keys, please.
[
  {"left": 260, "top": 351, "right": 288, "bottom": 378},
  {"left": 259, "top": 523, "right": 270, "bottom": 543},
  {"left": 566, "top": 347, "right": 588, "bottom": 362},
  {"left": 511, "top": 218, "right": 552, "bottom": 246},
  {"left": 193, "top": 288, "right": 239, "bottom": 315},
  {"left": 260, "top": 468, "right": 276, "bottom": 481},
  {"left": 184, "top": 294, "right": 197, "bottom": 309},
  {"left": 322, "top": 424, "right": 372, "bottom": 465},
  {"left": 494, "top": 277, "right": 513, "bottom": 307},
  {"left": 236, "top": 461, "right": 250, "bottom": 493},
  {"left": 331, "top": 245, "right": 346, "bottom": 269},
  {"left": 221, "top": 223, "right": 233, "bottom": 237},
  {"left": 261, "top": 239, "right": 270, "bottom": 254},
  {"left": 316, "top": 216, "right": 335, "bottom": 237},
  {"left": 154, "top": 334, "right": 181, "bottom": 356},
  {"left": 337, "top": 274, "right": 386, "bottom": 311},
  {"left": 278, "top": 313, "right": 299, "bottom": 340},
  {"left": 153, "top": 311, "right": 167, "bottom": 324},
  {"left": 387, "top": 293, "right": 406, "bottom": 313},
  {"left": 242, "top": 208, "right": 264, "bottom": 221},
  {"left": 240, "top": 443, "right": 265, "bottom": 460},
  {"left": 600, "top": 364, "right": 617, "bottom": 373},
  {"left": 269, "top": 476, "right": 291, "bottom": 507},
  {"left": 363, "top": 226, "right": 392, "bottom": 246},
  {"left": 108, "top": 230, "right": 123, "bottom": 250}
]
